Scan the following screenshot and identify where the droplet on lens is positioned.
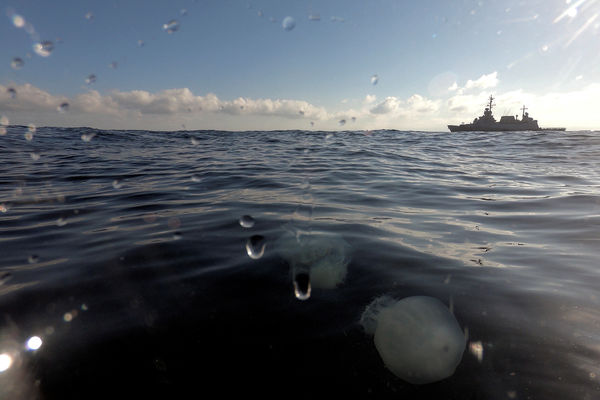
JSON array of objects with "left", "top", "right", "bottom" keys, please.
[
  {"left": 28, "top": 124, "right": 36, "bottom": 134},
  {"left": 28, "top": 255, "right": 39, "bottom": 264},
  {"left": 239, "top": 215, "right": 255, "bottom": 228},
  {"left": 56, "top": 217, "right": 67, "bottom": 226},
  {"left": 246, "top": 235, "right": 266, "bottom": 259},
  {"left": 57, "top": 102, "right": 69, "bottom": 113},
  {"left": 30, "top": 152, "right": 40, "bottom": 161},
  {"left": 7, "top": 88, "right": 17, "bottom": 99},
  {"left": 282, "top": 16, "right": 296, "bottom": 31},
  {"left": 163, "top": 20, "right": 180, "bottom": 34},
  {"left": 11, "top": 57, "right": 24, "bottom": 70},
  {"left": 85, "top": 74, "right": 97, "bottom": 85},
  {"left": 81, "top": 133, "right": 96, "bottom": 142},
  {"left": 112, "top": 180, "right": 123, "bottom": 189},
  {"left": 190, "top": 137, "right": 198, "bottom": 145},
  {"left": 33, "top": 41, "right": 54, "bottom": 57},
  {"left": 293, "top": 272, "right": 311, "bottom": 300},
  {"left": 24, "top": 132, "right": 33, "bottom": 141},
  {"left": 371, "top": 74, "right": 379, "bottom": 85},
  {"left": 12, "top": 14, "right": 25, "bottom": 28}
]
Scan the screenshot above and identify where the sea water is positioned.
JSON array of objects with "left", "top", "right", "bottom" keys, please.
[{"left": 1, "top": 127, "right": 600, "bottom": 399}]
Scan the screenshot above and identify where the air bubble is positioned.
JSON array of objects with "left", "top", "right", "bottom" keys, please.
[
  {"left": 56, "top": 217, "right": 67, "bottom": 226},
  {"left": 190, "top": 174, "right": 201, "bottom": 182},
  {"left": 11, "top": 57, "right": 24, "bottom": 70},
  {"left": 246, "top": 235, "right": 266, "bottom": 259},
  {"left": 239, "top": 215, "right": 255, "bottom": 228},
  {"left": 293, "top": 272, "right": 311, "bottom": 300},
  {"left": 30, "top": 152, "right": 40, "bottom": 161},
  {"left": 58, "top": 102, "right": 69, "bottom": 113},
  {"left": 28, "top": 255, "right": 39, "bottom": 264},
  {"left": 163, "top": 20, "right": 180, "bottom": 34},
  {"left": 282, "top": 16, "right": 296, "bottom": 31},
  {"left": 371, "top": 74, "right": 379, "bottom": 85},
  {"left": 85, "top": 74, "right": 97, "bottom": 85},
  {"left": 112, "top": 180, "right": 123, "bottom": 189},
  {"left": 7, "top": 88, "right": 17, "bottom": 99},
  {"left": 33, "top": 41, "right": 54, "bottom": 57}
]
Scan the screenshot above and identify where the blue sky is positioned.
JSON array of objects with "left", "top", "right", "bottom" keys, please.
[{"left": 1, "top": 0, "right": 599, "bottom": 130}]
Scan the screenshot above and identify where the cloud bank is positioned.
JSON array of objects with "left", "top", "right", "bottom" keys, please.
[{"left": 1, "top": 72, "right": 599, "bottom": 130}]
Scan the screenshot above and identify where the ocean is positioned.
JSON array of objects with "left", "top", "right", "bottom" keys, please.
[{"left": 1, "top": 126, "right": 599, "bottom": 399}]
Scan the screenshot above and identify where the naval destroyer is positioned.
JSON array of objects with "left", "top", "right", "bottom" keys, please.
[{"left": 448, "top": 95, "right": 566, "bottom": 132}]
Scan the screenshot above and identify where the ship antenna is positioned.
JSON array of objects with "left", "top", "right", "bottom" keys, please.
[
  {"left": 521, "top": 104, "right": 528, "bottom": 119},
  {"left": 488, "top": 95, "right": 495, "bottom": 112}
]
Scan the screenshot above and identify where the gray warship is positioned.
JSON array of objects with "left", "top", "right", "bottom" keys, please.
[{"left": 448, "top": 95, "right": 566, "bottom": 132}]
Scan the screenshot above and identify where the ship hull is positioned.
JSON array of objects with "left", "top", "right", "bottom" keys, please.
[{"left": 448, "top": 124, "right": 566, "bottom": 132}]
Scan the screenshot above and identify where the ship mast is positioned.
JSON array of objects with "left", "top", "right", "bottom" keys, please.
[
  {"left": 488, "top": 95, "right": 495, "bottom": 112},
  {"left": 521, "top": 105, "right": 528, "bottom": 119}
]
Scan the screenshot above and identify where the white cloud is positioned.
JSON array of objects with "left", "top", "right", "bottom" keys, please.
[{"left": 464, "top": 71, "right": 499, "bottom": 90}]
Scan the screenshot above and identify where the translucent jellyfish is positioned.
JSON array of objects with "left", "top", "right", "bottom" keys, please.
[
  {"left": 282, "top": 16, "right": 296, "bottom": 31},
  {"left": 276, "top": 233, "right": 351, "bottom": 291},
  {"left": 360, "top": 296, "right": 465, "bottom": 384},
  {"left": 11, "top": 57, "right": 24, "bottom": 70}
]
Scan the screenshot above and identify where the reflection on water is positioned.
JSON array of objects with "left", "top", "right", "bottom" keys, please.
[{"left": 1, "top": 128, "right": 600, "bottom": 398}]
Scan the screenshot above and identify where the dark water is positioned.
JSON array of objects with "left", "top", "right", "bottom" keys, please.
[{"left": 1, "top": 127, "right": 600, "bottom": 399}]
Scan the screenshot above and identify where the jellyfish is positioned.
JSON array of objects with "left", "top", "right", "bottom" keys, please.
[
  {"left": 275, "top": 233, "right": 351, "bottom": 292},
  {"left": 360, "top": 295, "right": 465, "bottom": 384}
]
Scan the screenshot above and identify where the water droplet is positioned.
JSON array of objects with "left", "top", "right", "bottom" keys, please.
[
  {"left": 0, "top": 272, "right": 12, "bottom": 286},
  {"left": 11, "top": 57, "right": 24, "bottom": 70},
  {"left": 57, "top": 102, "right": 69, "bottom": 113},
  {"left": 12, "top": 14, "right": 25, "bottom": 28},
  {"left": 0, "top": 116, "right": 8, "bottom": 126},
  {"left": 137, "top": 39, "right": 145, "bottom": 47},
  {"left": 30, "top": 152, "right": 40, "bottom": 161},
  {"left": 24, "top": 132, "right": 33, "bottom": 141},
  {"left": 239, "top": 215, "right": 255, "bottom": 228},
  {"left": 0, "top": 204, "right": 8, "bottom": 213},
  {"left": 190, "top": 137, "right": 198, "bottom": 145},
  {"left": 28, "top": 124, "right": 36, "bottom": 134},
  {"left": 85, "top": 12, "right": 94, "bottom": 20},
  {"left": 282, "top": 16, "right": 296, "bottom": 31},
  {"left": 371, "top": 74, "right": 379, "bottom": 85},
  {"left": 190, "top": 174, "right": 202, "bottom": 182},
  {"left": 85, "top": 74, "right": 97, "bottom": 85},
  {"left": 28, "top": 255, "right": 39, "bottom": 264},
  {"left": 33, "top": 41, "right": 54, "bottom": 57},
  {"left": 7, "top": 88, "right": 17, "bottom": 99},
  {"left": 163, "top": 20, "right": 180, "bottom": 34},
  {"left": 0, "top": 127, "right": 6, "bottom": 136},
  {"left": 246, "top": 235, "right": 266, "bottom": 259},
  {"left": 63, "top": 312, "right": 73, "bottom": 322},
  {"left": 180, "top": 9, "right": 188, "bottom": 16},
  {"left": 338, "top": 119, "right": 346, "bottom": 126},
  {"left": 112, "top": 180, "right": 123, "bottom": 189},
  {"left": 109, "top": 61, "right": 118, "bottom": 69},
  {"left": 293, "top": 272, "right": 311, "bottom": 300},
  {"left": 81, "top": 133, "right": 96, "bottom": 142},
  {"left": 308, "top": 14, "right": 320, "bottom": 21},
  {"left": 56, "top": 217, "right": 67, "bottom": 226},
  {"left": 172, "top": 231, "right": 182, "bottom": 240}
]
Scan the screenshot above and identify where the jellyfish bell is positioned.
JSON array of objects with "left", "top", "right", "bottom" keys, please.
[
  {"left": 360, "top": 295, "right": 466, "bottom": 384},
  {"left": 275, "top": 233, "right": 351, "bottom": 290}
]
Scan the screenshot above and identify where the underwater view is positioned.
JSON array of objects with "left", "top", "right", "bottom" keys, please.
[{"left": 2, "top": 0, "right": 600, "bottom": 399}]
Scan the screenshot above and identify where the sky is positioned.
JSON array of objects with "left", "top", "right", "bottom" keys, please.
[{"left": 1, "top": 0, "right": 600, "bottom": 131}]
